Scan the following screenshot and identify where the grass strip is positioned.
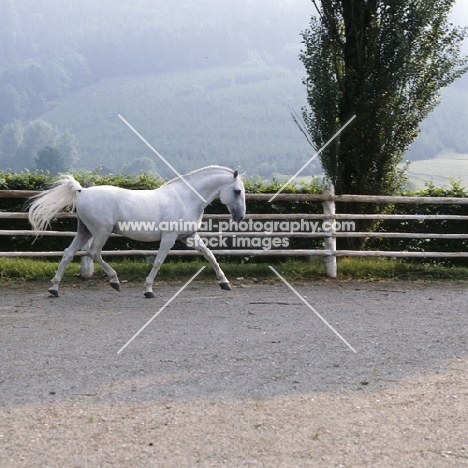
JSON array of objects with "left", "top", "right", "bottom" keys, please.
[{"left": 0, "top": 257, "right": 467, "bottom": 283}]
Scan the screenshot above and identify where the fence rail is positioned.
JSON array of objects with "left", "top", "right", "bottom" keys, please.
[
  {"left": 1, "top": 187, "right": 467, "bottom": 278},
  {"left": 3, "top": 189, "right": 468, "bottom": 204}
]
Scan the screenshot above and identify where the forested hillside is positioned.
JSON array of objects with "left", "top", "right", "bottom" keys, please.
[
  {"left": 41, "top": 66, "right": 314, "bottom": 176},
  {"left": 407, "top": 73, "right": 468, "bottom": 161},
  {"left": 0, "top": 0, "right": 467, "bottom": 179}
]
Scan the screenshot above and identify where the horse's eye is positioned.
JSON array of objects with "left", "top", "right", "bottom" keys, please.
[{"left": 234, "top": 189, "right": 241, "bottom": 195}]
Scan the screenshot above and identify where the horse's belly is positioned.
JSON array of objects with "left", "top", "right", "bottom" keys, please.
[{"left": 113, "top": 224, "right": 163, "bottom": 242}]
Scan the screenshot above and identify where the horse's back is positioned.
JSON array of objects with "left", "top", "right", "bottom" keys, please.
[
  {"left": 75, "top": 185, "right": 182, "bottom": 235},
  {"left": 76, "top": 186, "right": 157, "bottom": 224}
]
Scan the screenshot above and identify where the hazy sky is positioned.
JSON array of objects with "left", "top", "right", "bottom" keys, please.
[
  {"left": 453, "top": 0, "right": 468, "bottom": 20},
  {"left": 452, "top": 1, "right": 468, "bottom": 52}
]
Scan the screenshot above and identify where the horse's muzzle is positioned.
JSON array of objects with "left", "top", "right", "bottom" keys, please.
[{"left": 232, "top": 212, "right": 245, "bottom": 222}]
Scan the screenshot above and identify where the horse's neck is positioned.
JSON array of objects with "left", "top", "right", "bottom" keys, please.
[{"left": 182, "top": 169, "right": 231, "bottom": 204}]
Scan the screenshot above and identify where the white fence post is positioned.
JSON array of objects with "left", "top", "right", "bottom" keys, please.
[
  {"left": 80, "top": 238, "right": 94, "bottom": 279},
  {"left": 323, "top": 182, "right": 337, "bottom": 278}
]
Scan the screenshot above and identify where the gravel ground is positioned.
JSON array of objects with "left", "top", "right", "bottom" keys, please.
[{"left": 0, "top": 278, "right": 467, "bottom": 467}]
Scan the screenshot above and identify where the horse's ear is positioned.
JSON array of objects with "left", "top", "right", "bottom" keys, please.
[{"left": 234, "top": 170, "right": 238, "bottom": 179}]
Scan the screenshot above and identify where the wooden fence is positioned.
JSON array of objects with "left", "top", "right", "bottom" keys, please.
[{"left": 1, "top": 184, "right": 468, "bottom": 278}]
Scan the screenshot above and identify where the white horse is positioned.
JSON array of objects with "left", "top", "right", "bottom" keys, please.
[{"left": 28, "top": 165, "right": 245, "bottom": 297}]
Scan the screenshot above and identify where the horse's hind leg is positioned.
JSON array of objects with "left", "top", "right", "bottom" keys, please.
[
  {"left": 49, "top": 219, "right": 92, "bottom": 296},
  {"left": 182, "top": 233, "right": 231, "bottom": 291},
  {"left": 85, "top": 232, "right": 120, "bottom": 291}
]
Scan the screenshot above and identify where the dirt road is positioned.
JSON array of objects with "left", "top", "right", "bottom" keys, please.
[{"left": 1, "top": 279, "right": 467, "bottom": 467}]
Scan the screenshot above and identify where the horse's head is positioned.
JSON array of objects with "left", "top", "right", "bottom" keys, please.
[{"left": 219, "top": 170, "right": 246, "bottom": 222}]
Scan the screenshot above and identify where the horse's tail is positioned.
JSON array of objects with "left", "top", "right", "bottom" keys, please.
[{"left": 28, "top": 175, "right": 83, "bottom": 232}]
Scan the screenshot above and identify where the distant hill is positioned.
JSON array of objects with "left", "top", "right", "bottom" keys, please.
[
  {"left": 405, "top": 152, "right": 468, "bottom": 188},
  {"left": 407, "top": 74, "right": 468, "bottom": 162},
  {"left": 41, "top": 65, "right": 316, "bottom": 178},
  {"left": 403, "top": 74, "right": 468, "bottom": 187},
  {"left": 38, "top": 64, "right": 468, "bottom": 183},
  {"left": 2, "top": 0, "right": 467, "bottom": 183}
]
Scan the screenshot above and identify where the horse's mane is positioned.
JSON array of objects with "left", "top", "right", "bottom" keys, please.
[{"left": 164, "top": 165, "right": 234, "bottom": 186}]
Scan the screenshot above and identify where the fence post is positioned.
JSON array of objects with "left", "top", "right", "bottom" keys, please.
[{"left": 322, "top": 182, "right": 337, "bottom": 278}]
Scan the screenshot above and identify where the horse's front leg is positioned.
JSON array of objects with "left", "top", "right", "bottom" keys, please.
[
  {"left": 144, "top": 233, "right": 178, "bottom": 298},
  {"left": 182, "top": 233, "right": 231, "bottom": 291}
]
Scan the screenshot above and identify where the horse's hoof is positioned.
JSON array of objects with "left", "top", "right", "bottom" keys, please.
[
  {"left": 219, "top": 282, "right": 232, "bottom": 291},
  {"left": 110, "top": 282, "right": 120, "bottom": 291},
  {"left": 144, "top": 291, "right": 156, "bottom": 298},
  {"left": 48, "top": 288, "right": 59, "bottom": 297}
]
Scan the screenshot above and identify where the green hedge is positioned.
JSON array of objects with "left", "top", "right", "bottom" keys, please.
[
  {"left": 369, "top": 181, "right": 468, "bottom": 260},
  {"left": 1, "top": 171, "right": 467, "bottom": 262}
]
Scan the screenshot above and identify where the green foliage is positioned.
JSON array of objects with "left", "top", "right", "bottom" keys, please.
[
  {"left": 35, "top": 146, "right": 65, "bottom": 174},
  {"left": 0, "top": 0, "right": 18, "bottom": 65},
  {"left": 0, "top": 0, "right": 311, "bottom": 176},
  {"left": 41, "top": 65, "right": 312, "bottom": 177},
  {"left": 370, "top": 180, "right": 468, "bottom": 258},
  {"left": 336, "top": 257, "right": 468, "bottom": 281},
  {"left": 0, "top": 50, "right": 91, "bottom": 122},
  {"left": 0, "top": 0, "right": 308, "bottom": 76},
  {"left": 0, "top": 256, "right": 466, "bottom": 284},
  {"left": 0, "top": 119, "right": 78, "bottom": 171},
  {"left": 1, "top": 0, "right": 467, "bottom": 181},
  {"left": 301, "top": 0, "right": 468, "bottom": 198},
  {"left": 120, "top": 157, "right": 160, "bottom": 176},
  {"left": 0, "top": 257, "right": 80, "bottom": 282},
  {"left": 0, "top": 84, "right": 26, "bottom": 128}
]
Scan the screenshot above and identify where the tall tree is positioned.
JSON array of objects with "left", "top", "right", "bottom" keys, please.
[
  {"left": 0, "top": 120, "right": 79, "bottom": 171},
  {"left": 0, "top": 119, "right": 23, "bottom": 169},
  {"left": 301, "top": 0, "right": 468, "bottom": 201},
  {"left": 35, "top": 146, "right": 66, "bottom": 174},
  {"left": 120, "top": 157, "right": 160, "bottom": 176}
]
